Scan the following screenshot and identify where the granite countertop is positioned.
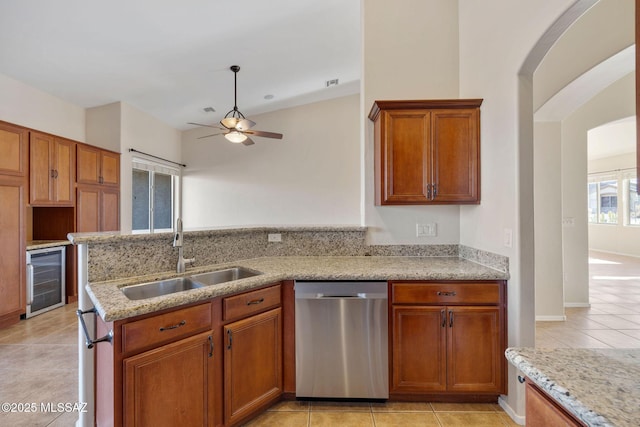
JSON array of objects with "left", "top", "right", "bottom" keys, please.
[
  {"left": 26, "top": 240, "right": 72, "bottom": 250},
  {"left": 88, "top": 255, "right": 508, "bottom": 322},
  {"left": 506, "top": 347, "right": 640, "bottom": 427}
]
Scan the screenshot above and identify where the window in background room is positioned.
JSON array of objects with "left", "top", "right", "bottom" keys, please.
[
  {"left": 598, "top": 180, "right": 618, "bottom": 224},
  {"left": 132, "top": 158, "right": 180, "bottom": 233},
  {"left": 629, "top": 178, "right": 639, "bottom": 225}
]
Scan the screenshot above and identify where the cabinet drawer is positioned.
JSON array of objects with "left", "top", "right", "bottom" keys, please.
[
  {"left": 122, "top": 303, "right": 212, "bottom": 354},
  {"left": 392, "top": 282, "right": 500, "bottom": 305},
  {"left": 223, "top": 284, "right": 281, "bottom": 322}
]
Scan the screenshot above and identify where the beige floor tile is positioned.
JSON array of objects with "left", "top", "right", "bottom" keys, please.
[
  {"left": 431, "top": 402, "right": 500, "bottom": 412},
  {"left": 499, "top": 413, "right": 521, "bottom": 426},
  {"left": 618, "top": 329, "right": 640, "bottom": 340},
  {"left": 584, "top": 315, "right": 640, "bottom": 329},
  {"left": 435, "top": 412, "right": 509, "bottom": 426},
  {"left": 309, "top": 411, "right": 373, "bottom": 426},
  {"left": 310, "top": 401, "right": 371, "bottom": 412},
  {"left": 268, "top": 400, "right": 310, "bottom": 412},
  {"left": 371, "top": 401, "right": 434, "bottom": 412},
  {"left": 373, "top": 412, "right": 441, "bottom": 427},
  {"left": 243, "top": 410, "right": 309, "bottom": 427},
  {"left": 583, "top": 329, "right": 640, "bottom": 348}
]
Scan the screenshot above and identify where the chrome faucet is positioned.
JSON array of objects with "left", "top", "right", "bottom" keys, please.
[{"left": 173, "top": 218, "right": 195, "bottom": 273}]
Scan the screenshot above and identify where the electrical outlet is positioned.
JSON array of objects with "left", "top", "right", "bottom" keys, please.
[
  {"left": 416, "top": 223, "right": 437, "bottom": 237},
  {"left": 268, "top": 233, "right": 282, "bottom": 243},
  {"left": 562, "top": 217, "right": 575, "bottom": 227}
]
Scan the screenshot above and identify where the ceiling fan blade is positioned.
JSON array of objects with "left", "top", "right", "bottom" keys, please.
[
  {"left": 187, "top": 122, "right": 225, "bottom": 130},
  {"left": 197, "top": 132, "right": 226, "bottom": 139},
  {"left": 244, "top": 130, "right": 283, "bottom": 139},
  {"left": 242, "top": 137, "right": 255, "bottom": 146}
]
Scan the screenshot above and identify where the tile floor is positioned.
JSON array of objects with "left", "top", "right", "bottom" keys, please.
[
  {"left": 536, "top": 250, "right": 640, "bottom": 349},
  {"left": 1, "top": 249, "right": 637, "bottom": 426}
]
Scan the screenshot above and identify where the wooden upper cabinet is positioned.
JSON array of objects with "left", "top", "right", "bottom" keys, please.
[
  {"left": 77, "top": 144, "right": 119, "bottom": 187},
  {"left": 369, "top": 100, "right": 482, "bottom": 205},
  {"left": 29, "top": 132, "right": 75, "bottom": 206},
  {"left": 0, "top": 121, "right": 28, "bottom": 177}
]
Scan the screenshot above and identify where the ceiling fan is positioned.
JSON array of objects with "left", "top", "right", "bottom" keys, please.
[{"left": 188, "top": 65, "right": 283, "bottom": 146}]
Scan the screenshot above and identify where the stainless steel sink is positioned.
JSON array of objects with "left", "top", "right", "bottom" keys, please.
[
  {"left": 121, "top": 277, "right": 204, "bottom": 300},
  {"left": 190, "top": 267, "right": 261, "bottom": 286}
]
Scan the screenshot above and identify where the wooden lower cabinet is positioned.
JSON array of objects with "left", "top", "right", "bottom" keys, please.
[
  {"left": 0, "top": 177, "right": 26, "bottom": 326},
  {"left": 123, "top": 331, "right": 215, "bottom": 427},
  {"left": 390, "top": 281, "right": 506, "bottom": 398},
  {"left": 526, "top": 381, "right": 584, "bottom": 427},
  {"left": 224, "top": 307, "right": 283, "bottom": 426}
]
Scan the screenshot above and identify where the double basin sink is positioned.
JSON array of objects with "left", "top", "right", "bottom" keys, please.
[{"left": 121, "top": 267, "right": 261, "bottom": 300}]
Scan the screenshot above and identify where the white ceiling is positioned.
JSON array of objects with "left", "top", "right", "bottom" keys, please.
[{"left": 0, "top": 0, "right": 361, "bottom": 130}]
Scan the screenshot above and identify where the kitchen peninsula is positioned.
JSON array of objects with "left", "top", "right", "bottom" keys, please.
[
  {"left": 506, "top": 347, "right": 640, "bottom": 427},
  {"left": 70, "top": 226, "right": 510, "bottom": 426}
]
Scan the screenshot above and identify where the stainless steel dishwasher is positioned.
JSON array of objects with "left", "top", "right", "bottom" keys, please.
[{"left": 295, "top": 281, "right": 388, "bottom": 399}]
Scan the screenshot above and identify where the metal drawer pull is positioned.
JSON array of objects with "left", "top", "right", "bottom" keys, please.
[
  {"left": 247, "top": 298, "right": 264, "bottom": 305},
  {"left": 159, "top": 320, "right": 186, "bottom": 332},
  {"left": 76, "top": 308, "right": 114, "bottom": 349},
  {"left": 437, "top": 291, "right": 457, "bottom": 297}
]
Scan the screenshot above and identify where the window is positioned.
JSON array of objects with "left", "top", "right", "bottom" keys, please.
[
  {"left": 132, "top": 158, "right": 180, "bottom": 233},
  {"left": 630, "top": 178, "right": 640, "bottom": 225},
  {"left": 588, "top": 170, "right": 639, "bottom": 226}
]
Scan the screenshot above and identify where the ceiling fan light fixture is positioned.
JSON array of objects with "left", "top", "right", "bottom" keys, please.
[{"left": 225, "top": 131, "right": 248, "bottom": 143}]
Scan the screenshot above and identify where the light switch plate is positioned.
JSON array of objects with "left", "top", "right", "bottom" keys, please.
[{"left": 416, "top": 223, "right": 437, "bottom": 237}]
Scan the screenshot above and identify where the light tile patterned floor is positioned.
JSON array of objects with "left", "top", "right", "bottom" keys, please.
[
  {"left": 2, "top": 250, "right": 637, "bottom": 426},
  {"left": 536, "top": 250, "right": 640, "bottom": 349}
]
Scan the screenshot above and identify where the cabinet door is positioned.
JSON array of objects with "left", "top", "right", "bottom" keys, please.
[
  {"left": 391, "top": 306, "right": 446, "bottom": 393},
  {"left": 0, "top": 178, "right": 25, "bottom": 320},
  {"left": 526, "top": 381, "right": 583, "bottom": 427},
  {"left": 0, "top": 122, "right": 27, "bottom": 177},
  {"left": 52, "top": 138, "right": 75, "bottom": 205},
  {"left": 123, "top": 331, "right": 214, "bottom": 427},
  {"left": 76, "top": 186, "right": 100, "bottom": 232},
  {"left": 378, "top": 110, "right": 431, "bottom": 204},
  {"left": 447, "top": 306, "right": 502, "bottom": 393},
  {"left": 224, "top": 308, "right": 282, "bottom": 426},
  {"left": 431, "top": 109, "right": 480, "bottom": 203},
  {"left": 100, "top": 187, "right": 120, "bottom": 231},
  {"left": 76, "top": 144, "right": 101, "bottom": 185},
  {"left": 29, "top": 132, "right": 54, "bottom": 204},
  {"left": 100, "top": 151, "right": 120, "bottom": 186}
]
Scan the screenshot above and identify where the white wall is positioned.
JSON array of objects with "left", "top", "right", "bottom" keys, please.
[
  {"left": 561, "top": 72, "right": 635, "bottom": 304},
  {"left": 362, "top": 0, "right": 461, "bottom": 245},
  {"left": 457, "top": 0, "right": 576, "bottom": 419},
  {"left": 534, "top": 122, "right": 565, "bottom": 320},
  {"left": 0, "top": 72, "right": 85, "bottom": 141},
  {"left": 85, "top": 102, "right": 121, "bottom": 153},
  {"left": 181, "top": 95, "right": 361, "bottom": 228}
]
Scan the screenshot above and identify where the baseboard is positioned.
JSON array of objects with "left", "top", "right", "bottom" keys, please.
[
  {"left": 498, "top": 396, "right": 525, "bottom": 425},
  {"left": 564, "top": 302, "right": 591, "bottom": 308},
  {"left": 535, "top": 315, "right": 567, "bottom": 321}
]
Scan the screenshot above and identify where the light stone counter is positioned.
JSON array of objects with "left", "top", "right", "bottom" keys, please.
[
  {"left": 506, "top": 347, "right": 640, "bottom": 427},
  {"left": 88, "top": 256, "right": 508, "bottom": 322},
  {"left": 26, "top": 240, "right": 72, "bottom": 250}
]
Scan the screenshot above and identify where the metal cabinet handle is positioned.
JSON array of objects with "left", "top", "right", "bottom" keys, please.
[
  {"left": 247, "top": 298, "right": 264, "bottom": 306},
  {"left": 159, "top": 320, "right": 186, "bottom": 332},
  {"left": 26, "top": 264, "right": 34, "bottom": 305},
  {"left": 518, "top": 375, "right": 526, "bottom": 384},
  {"left": 432, "top": 184, "right": 437, "bottom": 198},
  {"left": 427, "top": 184, "right": 432, "bottom": 199},
  {"left": 437, "top": 291, "right": 457, "bottom": 297},
  {"left": 76, "top": 308, "right": 113, "bottom": 349},
  {"left": 208, "top": 335, "right": 214, "bottom": 358},
  {"left": 440, "top": 309, "right": 446, "bottom": 328},
  {"left": 449, "top": 310, "right": 454, "bottom": 328},
  {"left": 227, "top": 329, "right": 233, "bottom": 350},
  {"left": 50, "top": 169, "right": 56, "bottom": 178}
]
